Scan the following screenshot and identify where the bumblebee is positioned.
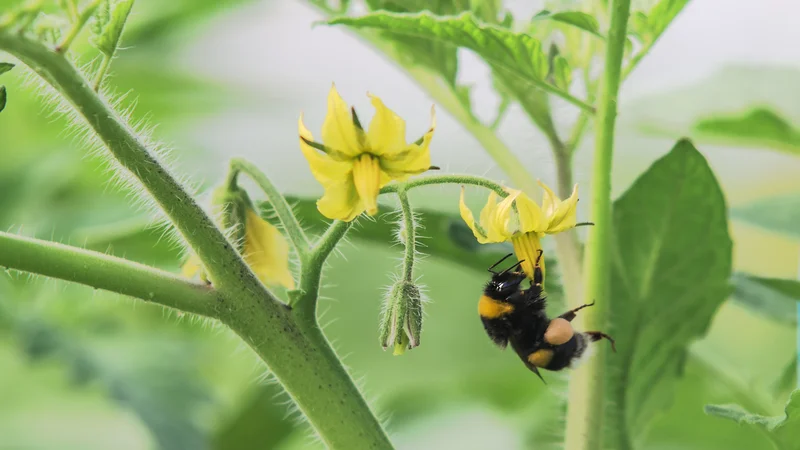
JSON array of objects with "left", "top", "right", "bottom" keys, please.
[{"left": 479, "top": 252, "right": 616, "bottom": 383}]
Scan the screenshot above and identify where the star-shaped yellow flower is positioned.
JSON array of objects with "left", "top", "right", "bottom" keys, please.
[
  {"left": 459, "top": 180, "right": 581, "bottom": 282},
  {"left": 299, "top": 84, "right": 436, "bottom": 221}
]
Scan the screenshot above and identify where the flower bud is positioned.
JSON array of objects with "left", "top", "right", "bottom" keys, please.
[
  {"left": 210, "top": 184, "right": 251, "bottom": 251},
  {"left": 379, "top": 280, "right": 423, "bottom": 355}
]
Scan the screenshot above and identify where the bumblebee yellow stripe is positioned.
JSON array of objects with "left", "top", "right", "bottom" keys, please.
[
  {"left": 478, "top": 295, "right": 514, "bottom": 319},
  {"left": 527, "top": 349, "right": 554, "bottom": 367}
]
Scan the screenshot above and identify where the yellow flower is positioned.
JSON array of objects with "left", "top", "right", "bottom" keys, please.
[
  {"left": 182, "top": 187, "right": 295, "bottom": 290},
  {"left": 298, "top": 84, "right": 436, "bottom": 221},
  {"left": 459, "top": 180, "right": 580, "bottom": 282}
]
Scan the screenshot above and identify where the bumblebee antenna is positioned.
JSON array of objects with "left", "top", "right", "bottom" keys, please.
[
  {"left": 487, "top": 253, "right": 514, "bottom": 274},
  {"left": 500, "top": 260, "right": 525, "bottom": 275}
]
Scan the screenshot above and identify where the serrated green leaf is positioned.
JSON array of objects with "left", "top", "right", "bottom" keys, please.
[
  {"left": 731, "top": 272, "right": 800, "bottom": 326},
  {"left": 0, "top": 86, "right": 6, "bottom": 113},
  {"left": 329, "top": 11, "right": 566, "bottom": 97},
  {"left": 692, "top": 108, "right": 800, "bottom": 156},
  {"left": 0, "top": 62, "right": 14, "bottom": 75},
  {"left": 361, "top": 1, "right": 472, "bottom": 86},
  {"left": 606, "top": 139, "right": 733, "bottom": 449},
  {"left": 732, "top": 194, "right": 800, "bottom": 239},
  {"left": 705, "top": 391, "right": 800, "bottom": 450},
  {"left": 91, "top": 0, "right": 134, "bottom": 57},
  {"left": 532, "top": 9, "right": 603, "bottom": 38}
]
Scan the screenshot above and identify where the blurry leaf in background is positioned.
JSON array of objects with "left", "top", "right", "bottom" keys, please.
[
  {"left": 531, "top": 10, "right": 603, "bottom": 38},
  {"left": 605, "top": 139, "right": 733, "bottom": 449},
  {"left": 628, "top": 0, "right": 690, "bottom": 47},
  {"left": 731, "top": 272, "right": 800, "bottom": 326},
  {"left": 0, "top": 281, "right": 214, "bottom": 450},
  {"left": 627, "top": 66, "right": 800, "bottom": 143},
  {"left": 773, "top": 359, "right": 797, "bottom": 399},
  {"left": 732, "top": 194, "right": 800, "bottom": 240},
  {"left": 212, "top": 382, "right": 298, "bottom": 450},
  {"left": 705, "top": 390, "right": 800, "bottom": 450},
  {"left": 692, "top": 108, "right": 800, "bottom": 156}
]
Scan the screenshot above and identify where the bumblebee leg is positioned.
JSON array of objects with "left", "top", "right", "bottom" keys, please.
[
  {"left": 585, "top": 331, "right": 616, "bottom": 352},
  {"left": 532, "top": 250, "right": 544, "bottom": 286},
  {"left": 558, "top": 300, "right": 596, "bottom": 322}
]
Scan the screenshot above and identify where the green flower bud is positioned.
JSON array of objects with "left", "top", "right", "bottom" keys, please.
[{"left": 379, "top": 280, "right": 423, "bottom": 356}]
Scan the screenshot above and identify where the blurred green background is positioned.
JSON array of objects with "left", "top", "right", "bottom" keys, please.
[{"left": 1, "top": 0, "right": 799, "bottom": 449}]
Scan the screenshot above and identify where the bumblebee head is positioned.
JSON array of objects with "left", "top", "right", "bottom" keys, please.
[{"left": 484, "top": 253, "right": 527, "bottom": 300}]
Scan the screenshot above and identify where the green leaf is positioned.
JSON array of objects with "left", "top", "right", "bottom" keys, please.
[
  {"left": 773, "top": 359, "right": 797, "bottom": 398},
  {"left": 606, "top": 139, "right": 733, "bottom": 448},
  {"left": 328, "top": 11, "right": 563, "bottom": 96},
  {"left": 732, "top": 194, "right": 800, "bottom": 239},
  {"left": 532, "top": 10, "right": 603, "bottom": 38},
  {"left": 0, "top": 86, "right": 6, "bottom": 113},
  {"left": 648, "top": 0, "right": 691, "bottom": 39},
  {"left": 91, "top": 0, "right": 134, "bottom": 57},
  {"left": 629, "top": 0, "right": 690, "bottom": 45},
  {"left": 731, "top": 272, "right": 800, "bottom": 325},
  {"left": 361, "top": 1, "right": 471, "bottom": 86},
  {"left": 551, "top": 54, "right": 572, "bottom": 90},
  {"left": 0, "top": 62, "right": 14, "bottom": 75},
  {"left": 692, "top": 108, "right": 800, "bottom": 156},
  {"left": 705, "top": 391, "right": 800, "bottom": 450}
]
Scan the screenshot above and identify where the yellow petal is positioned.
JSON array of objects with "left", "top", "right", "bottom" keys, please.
[
  {"left": 366, "top": 93, "right": 407, "bottom": 156},
  {"left": 321, "top": 84, "right": 362, "bottom": 157},
  {"left": 490, "top": 190, "right": 520, "bottom": 240},
  {"left": 380, "top": 105, "right": 435, "bottom": 179},
  {"left": 539, "top": 180, "right": 579, "bottom": 233},
  {"left": 511, "top": 232, "right": 545, "bottom": 283},
  {"left": 352, "top": 154, "right": 386, "bottom": 216},
  {"left": 459, "top": 187, "right": 494, "bottom": 244},
  {"left": 317, "top": 177, "right": 364, "bottom": 222},
  {"left": 299, "top": 115, "right": 352, "bottom": 185},
  {"left": 514, "top": 190, "right": 546, "bottom": 234},
  {"left": 243, "top": 209, "right": 295, "bottom": 289}
]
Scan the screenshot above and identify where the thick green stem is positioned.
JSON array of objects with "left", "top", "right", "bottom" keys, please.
[
  {"left": 0, "top": 231, "right": 219, "bottom": 317},
  {"left": 564, "top": 1, "right": 631, "bottom": 450},
  {"left": 228, "top": 158, "right": 310, "bottom": 257},
  {"left": 396, "top": 190, "right": 416, "bottom": 282},
  {"left": 0, "top": 31, "right": 392, "bottom": 449}
]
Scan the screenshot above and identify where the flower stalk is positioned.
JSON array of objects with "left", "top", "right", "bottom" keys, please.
[{"left": 564, "top": 1, "right": 632, "bottom": 449}]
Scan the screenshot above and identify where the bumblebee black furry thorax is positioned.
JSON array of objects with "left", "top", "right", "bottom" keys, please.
[{"left": 478, "top": 252, "right": 616, "bottom": 383}]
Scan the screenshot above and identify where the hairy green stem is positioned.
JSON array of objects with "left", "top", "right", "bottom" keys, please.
[
  {"left": 381, "top": 174, "right": 507, "bottom": 196},
  {"left": 0, "top": 31, "right": 392, "bottom": 449},
  {"left": 397, "top": 190, "right": 416, "bottom": 282},
  {"left": 293, "top": 219, "right": 352, "bottom": 317},
  {"left": 228, "top": 158, "right": 310, "bottom": 257},
  {"left": 55, "top": 0, "right": 101, "bottom": 52},
  {"left": 564, "top": 1, "right": 631, "bottom": 450},
  {"left": 0, "top": 231, "right": 219, "bottom": 317}
]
